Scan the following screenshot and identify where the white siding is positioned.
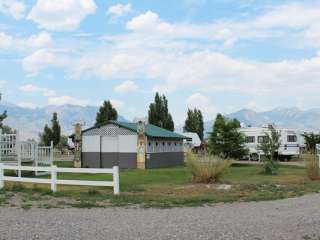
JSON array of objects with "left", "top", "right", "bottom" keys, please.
[
  {"left": 82, "top": 136, "right": 100, "bottom": 152},
  {"left": 101, "top": 136, "right": 118, "bottom": 153},
  {"left": 118, "top": 135, "right": 137, "bottom": 153}
]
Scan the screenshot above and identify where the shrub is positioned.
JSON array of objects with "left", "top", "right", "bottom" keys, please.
[
  {"left": 186, "top": 151, "right": 232, "bottom": 183},
  {"left": 304, "top": 153, "right": 320, "bottom": 180}
]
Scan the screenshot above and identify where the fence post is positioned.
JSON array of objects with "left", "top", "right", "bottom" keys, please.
[
  {"left": 113, "top": 166, "right": 120, "bottom": 195},
  {"left": 0, "top": 163, "right": 3, "bottom": 190},
  {"left": 51, "top": 165, "right": 57, "bottom": 193},
  {"left": 50, "top": 141, "right": 54, "bottom": 166}
]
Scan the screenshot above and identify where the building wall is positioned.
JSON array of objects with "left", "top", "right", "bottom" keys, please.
[
  {"left": 81, "top": 124, "right": 185, "bottom": 169},
  {"left": 145, "top": 137, "right": 184, "bottom": 168},
  {"left": 146, "top": 152, "right": 184, "bottom": 168},
  {"left": 82, "top": 124, "right": 138, "bottom": 168}
]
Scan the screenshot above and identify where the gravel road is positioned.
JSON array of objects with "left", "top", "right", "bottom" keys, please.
[{"left": 1, "top": 194, "right": 320, "bottom": 240}]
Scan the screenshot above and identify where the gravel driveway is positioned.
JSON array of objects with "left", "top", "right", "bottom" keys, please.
[{"left": 1, "top": 194, "right": 320, "bottom": 240}]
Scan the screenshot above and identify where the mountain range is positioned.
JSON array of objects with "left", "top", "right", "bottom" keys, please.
[
  {"left": 202, "top": 108, "right": 320, "bottom": 137},
  {"left": 0, "top": 103, "right": 319, "bottom": 140},
  {"left": 0, "top": 103, "right": 127, "bottom": 140}
]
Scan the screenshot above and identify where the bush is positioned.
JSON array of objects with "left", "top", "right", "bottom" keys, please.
[
  {"left": 304, "top": 153, "right": 320, "bottom": 180},
  {"left": 186, "top": 151, "right": 232, "bottom": 183}
]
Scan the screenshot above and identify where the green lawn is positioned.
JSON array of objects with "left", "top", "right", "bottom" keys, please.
[{"left": 1, "top": 161, "right": 320, "bottom": 208}]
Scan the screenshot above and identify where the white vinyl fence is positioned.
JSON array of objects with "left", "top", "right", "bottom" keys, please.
[
  {"left": 0, "top": 164, "right": 120, "bottom": 195},
  {"left": 317, "top": 144, "right": 320, "bottom": 168}
]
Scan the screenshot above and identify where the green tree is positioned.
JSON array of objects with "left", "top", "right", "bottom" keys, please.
[
  {"left": 184, "top": 108, "right": 204, "bottom": 140},
  {"left": 257, "top": 126, "right": 281, "bottom": 175},
  {"left": 303, "top": 133, "right": 320, "bottom": 154},
  {"left": 40, "top": 112, "right": 61, "bottom": 147},
  {"left": 1, "top": 125, "right": 15, "bottom": 134},
  {"left": 56, "top": 135, "right": 69, "bottom": 151},
  {"left": 95, "top": 100, "right": 118, "bottom": 127},
  {"left": 51, "top": 112, "right": 61, "bottom": 146},
  {"left": 40, "top": 124, "right": 53, "bottom": 146},
  {"left": 148, "top": 92, "right": 174, "bottom": 131},
  {"left": 208, "top": 113, "right": 248, "bottom": 159}
]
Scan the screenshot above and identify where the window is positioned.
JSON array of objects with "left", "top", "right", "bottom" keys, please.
[
  {"left": 287, "top": 135, "right": 297, "bottom": 142},
  {"left": 246, "top": 136, "right": 255, "bottom": 143},
  {"left": 258, "top": 136, "right": 268, "bottom": 143}
]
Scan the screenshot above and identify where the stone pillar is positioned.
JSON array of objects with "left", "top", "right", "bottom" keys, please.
[
  {"left": 73, "top": 123, "right": 82, "bottom": 168},
  {"left": 136, "top": 121, "right": 146, "bottom": 169}
]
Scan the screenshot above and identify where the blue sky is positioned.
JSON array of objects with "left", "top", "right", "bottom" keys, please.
[{"left": 0, "top": 0, "right": 320, "bottom": 124}]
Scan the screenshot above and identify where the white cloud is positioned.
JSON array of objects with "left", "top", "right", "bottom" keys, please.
[
  {"left": 20, "top": 84, "right": 88, "bottom": 107},
  {"left": 107, "top": 3, "right": 132, "bottom": 20},
  {"left": 110, "top": 99, "right": 124, "bottom": 109},
  {"left": 0, "top": 0, "right": 26, "bottom": 20},
  {"left": 152, "top": 84, "right": 176, "bottom": 94},
  {"left": 113, "top": 80, "right": 138, "bottom": 93},
  {"left": 27, "top": 31, "right": 51, "bottom": 48},
  {"left": 127, "top": 11, "right": 173, "bottom": 34},
  {"left": 22, "top": 49, "right": 66, "bottom": 75},
  {"left": 17, "top": 102, "right": 37, "bottom": 109},
  {"left": 27, "top": 0, "right": 96, "bottom": 31},
  {"left": 0, "top": 80, "right": 7, "bottom": 89},
  {"left": 48, "top": 96, "right": 88, "bottom": 106},
  {"left": 0, "top": 32, "right": 13, "bottom": 48},
  {"left": 186, "top": 93, "right": 217, "bottom": 119},
  {"left": 0, "top": 31, "right": 52, "bottom": 50},
  {"left": 20, "top": 84, "right": 56, "bottom": 97}
]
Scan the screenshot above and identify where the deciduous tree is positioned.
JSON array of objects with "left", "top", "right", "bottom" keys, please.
[
  {"left": 208, "top": 114, "right": 247, "bottom": 159},
  {"left": 148, "top": 92, "right": 174, "bottom": 131},
  {"left": 184, "top": 108, "right": 204, "bottom": 140}
]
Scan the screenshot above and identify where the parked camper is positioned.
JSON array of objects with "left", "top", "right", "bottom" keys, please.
[
  {"left": 182, "top": 132, "right": 201, "bottom": 151},
  {"left": 239, "top": 126, "right": 300, "bottom": 161}
]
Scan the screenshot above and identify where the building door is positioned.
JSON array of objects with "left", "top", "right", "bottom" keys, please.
[{"left": 101, "top": 136, "right": 119, "bottom": 168}]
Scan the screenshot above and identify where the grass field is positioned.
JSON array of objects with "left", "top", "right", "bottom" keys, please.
[{"left": 1, "top": 161, "right": 320, "bottom": 208}]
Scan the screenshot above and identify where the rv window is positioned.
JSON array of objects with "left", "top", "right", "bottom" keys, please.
[
  {"left": 246, "top": 136, "right": 255, "bottom": 143},
  {"left": 258, "top": 136, "right": 268, "bottom": 143},
  {"left": 287, "top": 135, "right": 297, "bottom": 142}
]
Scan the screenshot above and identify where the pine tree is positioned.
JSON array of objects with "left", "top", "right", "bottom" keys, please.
[
  {"left": 51, "top": 112, "right": 61, "bottom": 146},
  {"left": 95, "top": 100, "right": 118, "bottom": 127},
  {"left": 40, "top": 112, "right": 61, "bottom": 147},
  {"left": 148, "top": 92, "right": 174, "bottom": 131},
  {"left": 208, "top": 113, "right": 248, "bottom": 159},
  {"left": 184, "top": 108, "right": 204, "bottom": 140},
  {"left": 41, "top": 124, "right": 53, "bottom": 146}
]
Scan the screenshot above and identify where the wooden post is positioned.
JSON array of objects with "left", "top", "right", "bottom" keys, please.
[
  {"left": 0, "top": 163, "right": 4, "bottom": 190},
  {"left": 137, "top": 121, "right": 146, "bottom": 169},
  {"left": 113, "top": 166, "right": 120, "bottom": 195},
  {"left": 73, "top": 123, "right": 83, "bottom": 168}
]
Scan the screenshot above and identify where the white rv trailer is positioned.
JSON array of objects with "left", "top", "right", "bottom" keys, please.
[{"left": 239, "top": 126, "right": 300, "bottom": 161}]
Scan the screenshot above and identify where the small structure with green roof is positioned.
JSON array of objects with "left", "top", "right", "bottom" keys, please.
[{"left": 81, "top": 121, "right": 186, "bottom": 169}]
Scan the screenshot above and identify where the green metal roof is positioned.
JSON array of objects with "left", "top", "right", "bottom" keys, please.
[{"left": 83, "top": 121, "right": 186, "bottom": 139}]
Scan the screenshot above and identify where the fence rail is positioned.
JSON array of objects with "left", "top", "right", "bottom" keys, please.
[{"left": 0, "top": 164, "right": 120, "bottom": 195}]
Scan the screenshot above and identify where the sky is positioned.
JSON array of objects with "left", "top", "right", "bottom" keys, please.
[{"left": 0, "top": 0, "right": 320, "bottom": 124}]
